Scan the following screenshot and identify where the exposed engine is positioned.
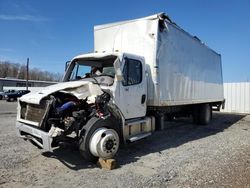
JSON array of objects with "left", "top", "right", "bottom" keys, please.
[
  {"left": 95, "top": 92, "right": 111, "bottom": 118},
  {"left": 20, "top": 91, "right": 112, "bottom": 144}
]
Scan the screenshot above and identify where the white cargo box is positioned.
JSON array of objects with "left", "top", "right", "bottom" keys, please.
[{"left": 94, "top": 13, "right": 224, "bottom": 107}]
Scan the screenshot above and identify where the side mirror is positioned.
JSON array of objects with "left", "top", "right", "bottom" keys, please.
[
  {"left": 114, "top": 58, "right": 123, "bottom": 81},
  {"left": 65, "top": 61, "right": 71, "bottom": 71}
]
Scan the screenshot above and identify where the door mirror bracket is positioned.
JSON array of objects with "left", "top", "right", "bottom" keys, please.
[{"left": 114, "top": 58, "right": 123, "bottom": 81}]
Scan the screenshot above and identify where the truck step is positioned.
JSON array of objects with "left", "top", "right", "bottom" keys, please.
[
  {"left": 125, "top": 118, "right": 147, "bottom": 126},
  {"left": 127, "top": 132, "right": 152, "bottom": 142}
]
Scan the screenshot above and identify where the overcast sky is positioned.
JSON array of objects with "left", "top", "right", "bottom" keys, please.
[{"left": 0, "top": 0, "right": 249, "bottom": 82}]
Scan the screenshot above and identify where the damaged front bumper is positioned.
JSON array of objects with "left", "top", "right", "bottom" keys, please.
[{"left": 16, "top": 121, "right": 53, "bottom": 151}]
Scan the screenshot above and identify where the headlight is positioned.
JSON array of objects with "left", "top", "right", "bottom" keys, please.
[{"left": 5, "top": 95, "right": 8, "bottom": 98}]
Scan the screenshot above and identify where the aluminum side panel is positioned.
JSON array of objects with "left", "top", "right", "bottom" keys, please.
[
  {"left": 94, "top": 14, "right": 224, "bottom": 107},
  {"left": 156, "top": 23, "right": 224, "bottom": 105}
]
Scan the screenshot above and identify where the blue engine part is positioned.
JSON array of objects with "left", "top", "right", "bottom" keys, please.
[{"left": 57, "top": 101, "right": 76, "bottom": 114}]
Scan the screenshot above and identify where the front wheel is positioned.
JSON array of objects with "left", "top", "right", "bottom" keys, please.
[
  {"left": 79, "top": 120, "right": 120, "bottom": 162},
  {"left": 89, "top": 128, "right": 119, "bottom": 159}
]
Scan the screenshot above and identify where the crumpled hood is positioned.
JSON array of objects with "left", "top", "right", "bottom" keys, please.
[{"left": 19, "top": 80, "right": 103, "bottom": 104}]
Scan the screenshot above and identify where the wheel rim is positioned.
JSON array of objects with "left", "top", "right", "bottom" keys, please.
[{"left": 89, "top": 128, "right": 119, "bottom": 159}]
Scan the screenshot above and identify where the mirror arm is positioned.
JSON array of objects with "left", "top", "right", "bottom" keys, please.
[
  {"left": 114, "top": 58, "right": 123, "bottom": 81},
  {"left": 65, "top": 61, "right": 71, "bottom": 71}
]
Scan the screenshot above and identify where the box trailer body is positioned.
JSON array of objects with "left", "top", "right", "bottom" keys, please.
[
  {"left": 94, "top": 13, "right": 224, "bottom": 107},
  {"left": 16, "top": 13, "right": 224, "bottom": 162}
]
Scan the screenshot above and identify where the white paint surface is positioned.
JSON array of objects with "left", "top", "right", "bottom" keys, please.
[
  {"left": 222, "top": 82, "right": 250, "bottom": 114},
  {"left": 94, "top": 13, "right": 224, "bottom": 107}
]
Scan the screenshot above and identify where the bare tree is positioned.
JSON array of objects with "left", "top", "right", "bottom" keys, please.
[
  {"left": 0, "top": 61, "right": 62, "bottom": 81},
  {"left": 0, "top": 61, "right": 10, "bottom": 78}
]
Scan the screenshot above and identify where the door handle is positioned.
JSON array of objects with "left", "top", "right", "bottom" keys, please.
[
  {"left": 141, "top": 94, "right": 146, "bottom": 104},
  {"left": 125, "top": 88, "right": 129, "bottom": 91}
]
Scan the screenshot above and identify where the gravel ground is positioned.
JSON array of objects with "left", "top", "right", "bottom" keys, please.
[
  {"left": 0, "top": 101, "right": 249, "bottom": 188},
  {"left": 0, "top": 100, "right": 17, "bottom": 114}
]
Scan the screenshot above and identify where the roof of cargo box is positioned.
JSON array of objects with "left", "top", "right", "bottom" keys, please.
[
  {"left": 94, "top": 12, "right": 221, "bottom": 56},
  {"left": 94, "top": 12, "right": 173, "bottom": 30}
]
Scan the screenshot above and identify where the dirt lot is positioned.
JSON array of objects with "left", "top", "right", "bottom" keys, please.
[{"left": 0, "top": 100, "right": 249, "bottom": 188}]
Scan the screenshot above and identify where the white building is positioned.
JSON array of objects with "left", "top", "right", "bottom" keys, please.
[{"left": 222, "top": 82, "right": 250, "bottom": 114}]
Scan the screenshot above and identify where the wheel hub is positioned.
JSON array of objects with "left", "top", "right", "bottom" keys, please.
[
  {"left": 89, "top": 128, "right": 119, "bottom": 159},
  {"left": 105, "top": 139, "right": 114, "bottom": 150}
]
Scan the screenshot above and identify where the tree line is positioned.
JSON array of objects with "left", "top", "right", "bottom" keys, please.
[{"left": 0, "top": 61, "right": 62, "bottom": 82}]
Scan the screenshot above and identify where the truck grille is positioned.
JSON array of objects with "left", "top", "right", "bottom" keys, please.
[{"left": 21, "top": 101, "right": 48, "bottom": 124}]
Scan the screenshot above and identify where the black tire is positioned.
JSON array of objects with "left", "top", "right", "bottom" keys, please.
[
  {"left": 166, "top": 115, "right": 174, "bottom": 121},
  {"left": 192, "top": 104, "right": 212, "bottom": 125},
  {"left": 79, "top": 118, "right": 99, "bottom": 162},
  {"left": 79, "top": 132, "right": 98, "bottom": 162},
  {"left": 0, "top": 95, "right": 2, "bottom": 100},
  {"left": 199, "top": 104, "right": 211, "bottom": 125},
  {"left": 79, "top": 116, "right": 120, "bottom": 162},
  {"left": 210, "top": 108, "right": 213, "bottom": 120},
  {"left": 192, "top": 106, "right": 200, "bottom": 124}
]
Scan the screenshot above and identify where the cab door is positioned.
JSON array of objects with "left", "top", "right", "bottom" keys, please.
[{"left": 118, "top": 54, "right": 147, "bottom": 119}]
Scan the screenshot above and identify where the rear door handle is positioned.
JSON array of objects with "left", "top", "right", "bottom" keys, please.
[{"left": 125, "top": 88, "right": 129, "bottom": 91}]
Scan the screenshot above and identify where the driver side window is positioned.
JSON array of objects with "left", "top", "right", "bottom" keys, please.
[{"left": 122, "top": 58, "right": 142, "bottom": 86}]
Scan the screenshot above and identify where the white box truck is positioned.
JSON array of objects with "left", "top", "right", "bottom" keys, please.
[{"left": 16, "top": 13, "right": 224, "bottom": 162}]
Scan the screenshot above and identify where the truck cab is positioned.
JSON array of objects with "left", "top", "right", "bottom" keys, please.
[
  {"left": 16, "top": 52, "right": 155, "bottom": 162},
  {"left": 64, "top": 52, "right": 147, "bottom": 119}
]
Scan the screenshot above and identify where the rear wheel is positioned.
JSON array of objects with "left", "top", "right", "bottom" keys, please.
[
  {"left": 199, "top": 104, "right": 212, "bottom": 125},
  {"left": 166, "top": 115, "right": 174, "bottom": 121},
  {"left": 192, "top": 104, "right": 212, "bottom": 125}
]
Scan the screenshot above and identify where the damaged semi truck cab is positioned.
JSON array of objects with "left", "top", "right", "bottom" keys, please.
[
  {"left": 16, "top": 13, "right": 224, "bottom": 162},
  {"left": 16, "top": 52, "right": 154, "bottom": 161}
]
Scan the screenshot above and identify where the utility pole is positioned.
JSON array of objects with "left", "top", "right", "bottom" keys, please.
[{"left": 26, "top": 58, "right": 29, "bottom": 91}]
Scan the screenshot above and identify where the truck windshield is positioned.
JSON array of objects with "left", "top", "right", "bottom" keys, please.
[
  {"left": 69, "top": 63, "right": 91, "bottom": 80},
  {"left": 68, "top": 61, "right": 116, "bottom": 86}
]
